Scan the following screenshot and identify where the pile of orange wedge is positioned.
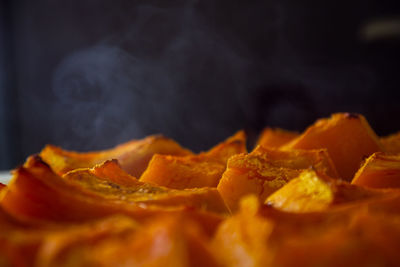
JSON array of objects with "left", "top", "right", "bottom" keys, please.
[{"left": 1, "top": 113, "right": 400, "bottom": 266}]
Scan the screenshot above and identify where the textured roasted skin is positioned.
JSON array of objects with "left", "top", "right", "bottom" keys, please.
[
  {"left": 39, "top": 135, "right": 193, "bottom": 177},
  {"left": 0, "top": 156, "right": 225, "bottom": 232},
  {"left": 140, "top": 131, "right": 247, "bottom": 189},
  {"left": 352, "top": 152, "right": 400, "bottom": 189},
  {"left": 283, "top": 113, "right": 383, "bottom": 181},
  {"left": 266, "top": 169, "right": 387, "bottom": 213},
  {"left": 217, "top": 146, "right": 339, "bottom": 212},
  {"left": 64, "top": 160, "right": 228, "bottom": 214},
  {"left": 256, "top": 128, "right": 299, "bottom": 149}
]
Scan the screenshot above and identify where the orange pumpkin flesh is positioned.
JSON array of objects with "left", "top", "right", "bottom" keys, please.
[
  {"left": 39, "top": 135, "right": 193, "bottom": 177},
  {"left": 1, "top": 156, "right": 225, "bottom": 231},
  {"left": 217, "top": 146, "right": 339, "bottom": 212},
  {"left": 1, "top": 113, "right": 400, "bottom": 266},
  {"left": 352, "top": 152, "right": 400, "bottom": 189},
  {"left": 266, "top": 169, "right": 385, "bottom": 213},
  {"left": 140, "top": 131, "right": 246, "bottom": 189},
  {"left": 213, "top": 195, "right": 400, "bottom": 267},
  {"left": 283, "top": 113, "right": 382, "bottom": 181},
  {"left": 63, "top": 160, "right": 228, "bottom": 214},
  {"left": 257, "top": 128, "right": 299, "bottom": 148}
]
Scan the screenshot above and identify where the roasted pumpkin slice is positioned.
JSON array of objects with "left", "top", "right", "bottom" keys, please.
[
  {"left": 63, "top": 160, "right": 228, "bottom": 214},
  {"left": 213, "top": 195, "right": 400, "bottom": 267},
  {"left": 1, "top": 156, "right": 161, "bottom": 222},
  {"left": 217, "top": 146, "right": 338, "bottom": 212},
  {"left": 271, "top": 212, "right": 400, "bottom": 267},
  {"left": 91, "top": 215, "right": 219, "bottom": 267},
  {"left": 40, "top": 135, "right": 193, "bottom": 177},
  {"left": 352, "top": 152, "right": 400, "bottom": 189},
  {"left": 380, "top": 131, "right": 400, "bottom": 153},
  {"left": 0, "top": 205, "right": 56, "bottom": 267},
  {"left": 256, "top": 128, "right": 299, "bottom": 149},
  {"left": 35, "top": 215, "right": 140, "bottom": 267},
  {"left": 266, "top": 169, "right": 383, "bottom": 213},
  {"left": 212, "top": 196, "right": 274, "bottom": 267},
  {"left": 283, "top": 113, "right": 382, "bottom": 181},
  {"left": 38, "top": 214, "right": 219, "bottom": 267},
  {"left": 140, "top": 131, "right": 247, "bottom": 189},
  {"left": 0, "top": 231, "right": 42, "bottom": 267},
  {"left": 0, "top": 156, "right": 225, "bottom": 228},
  {"left": 0, "top": 210, "right": 139, "bottom": 267}
]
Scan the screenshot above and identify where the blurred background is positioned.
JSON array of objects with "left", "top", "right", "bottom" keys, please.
[{"left": 0, "top": 0, "right": 400, "bottom": 169}]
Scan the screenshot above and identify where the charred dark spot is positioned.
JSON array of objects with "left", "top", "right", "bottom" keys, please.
[
  {"left": 107, "top": 182, "right": 121, "bottom": 189},
  {"left": 103, "top": 159, "right": 120, "bottom": 166},
  {"left": 344, "top": 113, "right": 360, "bottom": 119},
  {"left": 32, "top": 154, "right": 51, "bottom": 168}
]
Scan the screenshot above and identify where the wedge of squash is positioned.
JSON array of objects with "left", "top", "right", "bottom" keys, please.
[
  {"left": 40, "top": 135, "right": 193, "bottom": 177},
  {"left": 140, "top": 131, "right": 247, "bottom": 189},
  {"left": 266, "top": 169, "right": 384, "bottom": 213},
  {"left": 283, "top": 113, "right": 382, "bottom": 181},
  {"left": 256, "top": 128, "right": 299, "bottom": 148},
  {"left": 0, "top": 156, "right": 226, "bottom": 228},
  {"left": 217, "top": 146, "right": 338, "bottom": 212},
  {"left": 63, "top": 160, "right": 228, "bottom": 214},
  {"left": 352, "top": 152, "right": 400, "bottom": 189}
]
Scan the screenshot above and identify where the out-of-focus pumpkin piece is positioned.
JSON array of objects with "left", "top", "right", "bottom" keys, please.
[
  {"left": 35, "top": 215, "right": 140, "bottom": 267},
  {"left": 140, "top": 131, "right": 247, "bottom": 189},
  {"left": 43, "top": 215, "right": 219, "bottom": 267},
  {"left": 0, "top": 206, "right": 55, "bottom": 267},
  {"left": 271, "top": 212, "right": 400, "bottom": 267},
  {"left": 352, "top": 152, "right": 400, "bottom": 189},
  {"left": 0, "top": 235, "right": 41, "bottom": 267},
  {"left": 0, "top": 211, "right": 141, "bottom": 267},
  {"left": 40, "top": 135, "right": 193, "bottom": 177},
  {"left": 380, "top": 131, "right": 400, "bottom": 153},
  {"left": 111, "top": 215, "right": 219, "bottom": 267},
  {"left": 212, "top": 196, "right": 273, "bottom": 267},
  {"left": 1, "top": 156, "right": 225, "bottom": 231},
  {"left": 256, "top": 128, "right": 299, "bottom": 148},
  {"left": 63, "top": 160, "right": 228, "bottom": 214},
  {"left": 266, "top": 169, "right": 382, "bottom": 213},
  {"left": 283, "top": 113, "right": 382, "bottom": 181},
  {"left": 213, "top": 195, "right": 400, "bottom": 267},
  {"left": 217, "top": 146, "right": 339, "bottom": 212}
]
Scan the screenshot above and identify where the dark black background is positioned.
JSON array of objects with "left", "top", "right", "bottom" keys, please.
[{"left": 1, "top": 0, "right": 400, "bottom": 169}]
